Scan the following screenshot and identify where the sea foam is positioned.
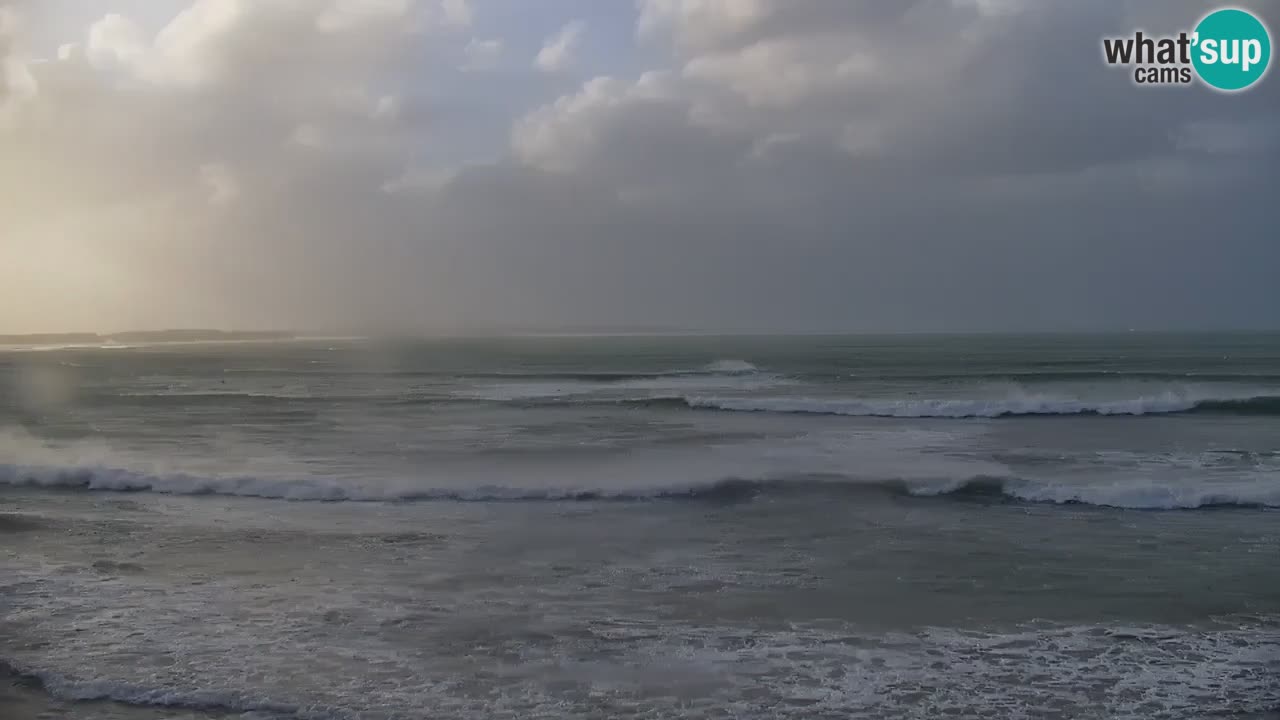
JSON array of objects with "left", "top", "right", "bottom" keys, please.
[
  {"left": 3, "top": 463, "right": 1276, "bottom": 509},
  {"left": 655, "top": 390, "right": 1280, "bottom": 418}
]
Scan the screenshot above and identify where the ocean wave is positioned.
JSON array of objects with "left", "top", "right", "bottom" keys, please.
[
  {"left": 211, "top": 359, "right": 764, "bottom": 382},
  {"left": 5, "top": 617, "right": 1278, "bottom": 720},
  {"left": 95, "top": 390, "right": 1280, "bottom": 417},
  {"left": 457, "top": 362, "right": 778, "bottom": 402},
  {"left": 2, "top": 464, "right": 1275, "bottom": 510},
  {"left": 0, "top": 659, "right": 311, "bottom": 719},
  {"left": 473, "top": 359, "right": 760, "bottom": 379},
  {"left": 849, "top": 370, "right": 1280, "bottom": 383},
  {"left": 116, "top": 390, "right": 322, "bottom": 401},
  {"left": 672, "top": 475, "right": 1280, "bottom": 509},
  {"left": 0, "top": 513, "right": 47, "bottom": 532},
  {"left": 625, "top": 392, "right": 1280, "bottom": 418},
  {"left": 125, "top": 364, "right": 1280, "bottom": 386},
  {"left": 100, "top": 369, "right": 1280, "bottom": 419},
  {"left": 699, "top": 359, "right": 759, "bottom": 374}
]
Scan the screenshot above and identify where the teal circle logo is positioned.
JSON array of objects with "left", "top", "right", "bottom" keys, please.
[{"left": 1192, "top": 8, "right": 1271, "bottom": 91}]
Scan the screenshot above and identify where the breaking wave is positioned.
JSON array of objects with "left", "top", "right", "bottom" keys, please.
[
  {"left": 462, "top": 359, "right": 761, "bottom": 381},
  {"left": 6, "top": 619, "right": 1278, "bottom": 720},
  {"left": 0, "top": 660, "right": 310, "bottom": 719},
  {"left": 2, "top": 464, "right": 1275, "bottom": 510},
  {"left": 624, "top": 392, "right": 1280, "bottom": 418},
  {"left": 699, "top": 359, "right": 759, "bottom": 374}
]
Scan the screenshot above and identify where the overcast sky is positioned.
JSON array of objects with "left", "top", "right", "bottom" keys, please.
[{"left": 2, "top": 0, "right": 1277, "bottom": 334}]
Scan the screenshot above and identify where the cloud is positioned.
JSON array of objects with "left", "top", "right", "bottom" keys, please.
[
  {"left": 440, "top": 0, "right": 472, "bottom": 28},
  {"left": 637, "top": 0, "right": 774, "bottom": 50},
  {"left": 1, "top": 0, "right": 1278, "bottom": 335},
  {"left": 0, "top": 4, "right": 36, "bottom": 119},
  {"left": 535, "top": 19, "right": 584, "bottom": 73},
  {"left": 0, "top": 0, "right": 461, "bottom": 332},
  {"left": 198, "top": 162, "right": 239, "bottom": 206},
  {"left": 463, "top": 37, "right": 502, "bottom": 70},
  {"left": 382, "top": 165, "right": 457, "bottom": 194},
  {"left": 503, "top": 0, "right": 1280, "bottom": 331}
]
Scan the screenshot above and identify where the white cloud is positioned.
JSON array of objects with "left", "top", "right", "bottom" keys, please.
[
  {"left": 512, "top": 71, "right": 681, "bottom": 173},
  {"left": 440, "top": 0, "right": 472, "bottom": 28},
  {"left": 684, "top": 35, "right": 879, "bottom": 108},
  {"left": 1, "top": 5, "right": 34, "bottom": 101},
  {"left": 535, "top": 20, "right": 584, "bottom": 73},
  {"left": 143, "top": 0, "right": 249, "bottom": 87},
  {"left": 317, "top": 0, "right": 404, "bottom": 33},
  {"left": 0, "top": 0, "right": 453, "bottom": 331},
  {"left": 637, "top": 0, "right": 773, "bottom": 50},
  {"left": 513, "top": 75, "right": 637, "bottom": 172},
  {"left": 463, "top": 37, "right": 502, "bottom": 70},
  {"left": 198, "top": 162, "right": 239, "bottom": 206},
  {"left": 86, "top": 13, "right": 147, "bottom": 71},
  {"left": 372, "top": 94, "right": 400, "bottom": 120},
  {"left": 0, "top": 4, "right": 19, "bottom": 37}
]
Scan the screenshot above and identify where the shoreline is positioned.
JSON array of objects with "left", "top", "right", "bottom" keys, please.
[
  {"left": 1, "top": 513, "right": 235, "bottom": 720},
  {"left": 0, "top": 664, "right": 231, "bottom": 720},
  {"left": 0, "top": 667, "right": 47, "bottom": 720}
]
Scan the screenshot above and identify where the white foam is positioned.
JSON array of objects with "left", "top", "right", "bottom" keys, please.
[
  {"left": 700, "top": 359, "right": 758, "bottom": 374},
  {"left": 0, "top": 425, "right": 993, "bottom": 503},
  {"left": 681, "top": 387, "right": 1267, "bottom": 418},
  {"left": 5, "top": 460, "right": 1277, "bottom": 509},
  {"left": 0, "top": 464, "right": 384, "bottom": 501},
  {"left": 4, "top": 609, "right": 1277, "bottom": 720},
  {"left": 118, "top": 389, "right": 316, "bottom": 400},
  {"left": 1000, "top": 477, "right": 1280, "bottom": 510},
  {"left": 460, "top": 368, "right": 783, "bottom": 402},
  {"left": 5, "top": 664, "right": 306, "bottom": 717},
  {"left": 2, "top": 423, "right": 1275, "bottom": 510}
]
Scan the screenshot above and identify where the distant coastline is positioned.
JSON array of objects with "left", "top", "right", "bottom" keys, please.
[
  {"left": 2, "top": 328, "right": 1278, "bottom": 347},
  {"left": 0, "top": 330, "right": 295, "bottom": 346}
]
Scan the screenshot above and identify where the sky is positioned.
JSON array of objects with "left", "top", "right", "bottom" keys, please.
[{"left": 1, "top": 0, "right": 1278, "bottom": 334}]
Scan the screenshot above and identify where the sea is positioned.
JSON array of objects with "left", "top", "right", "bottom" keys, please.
[{"left": 1, "top": 333, "right": 1277, "bottom": 719}]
